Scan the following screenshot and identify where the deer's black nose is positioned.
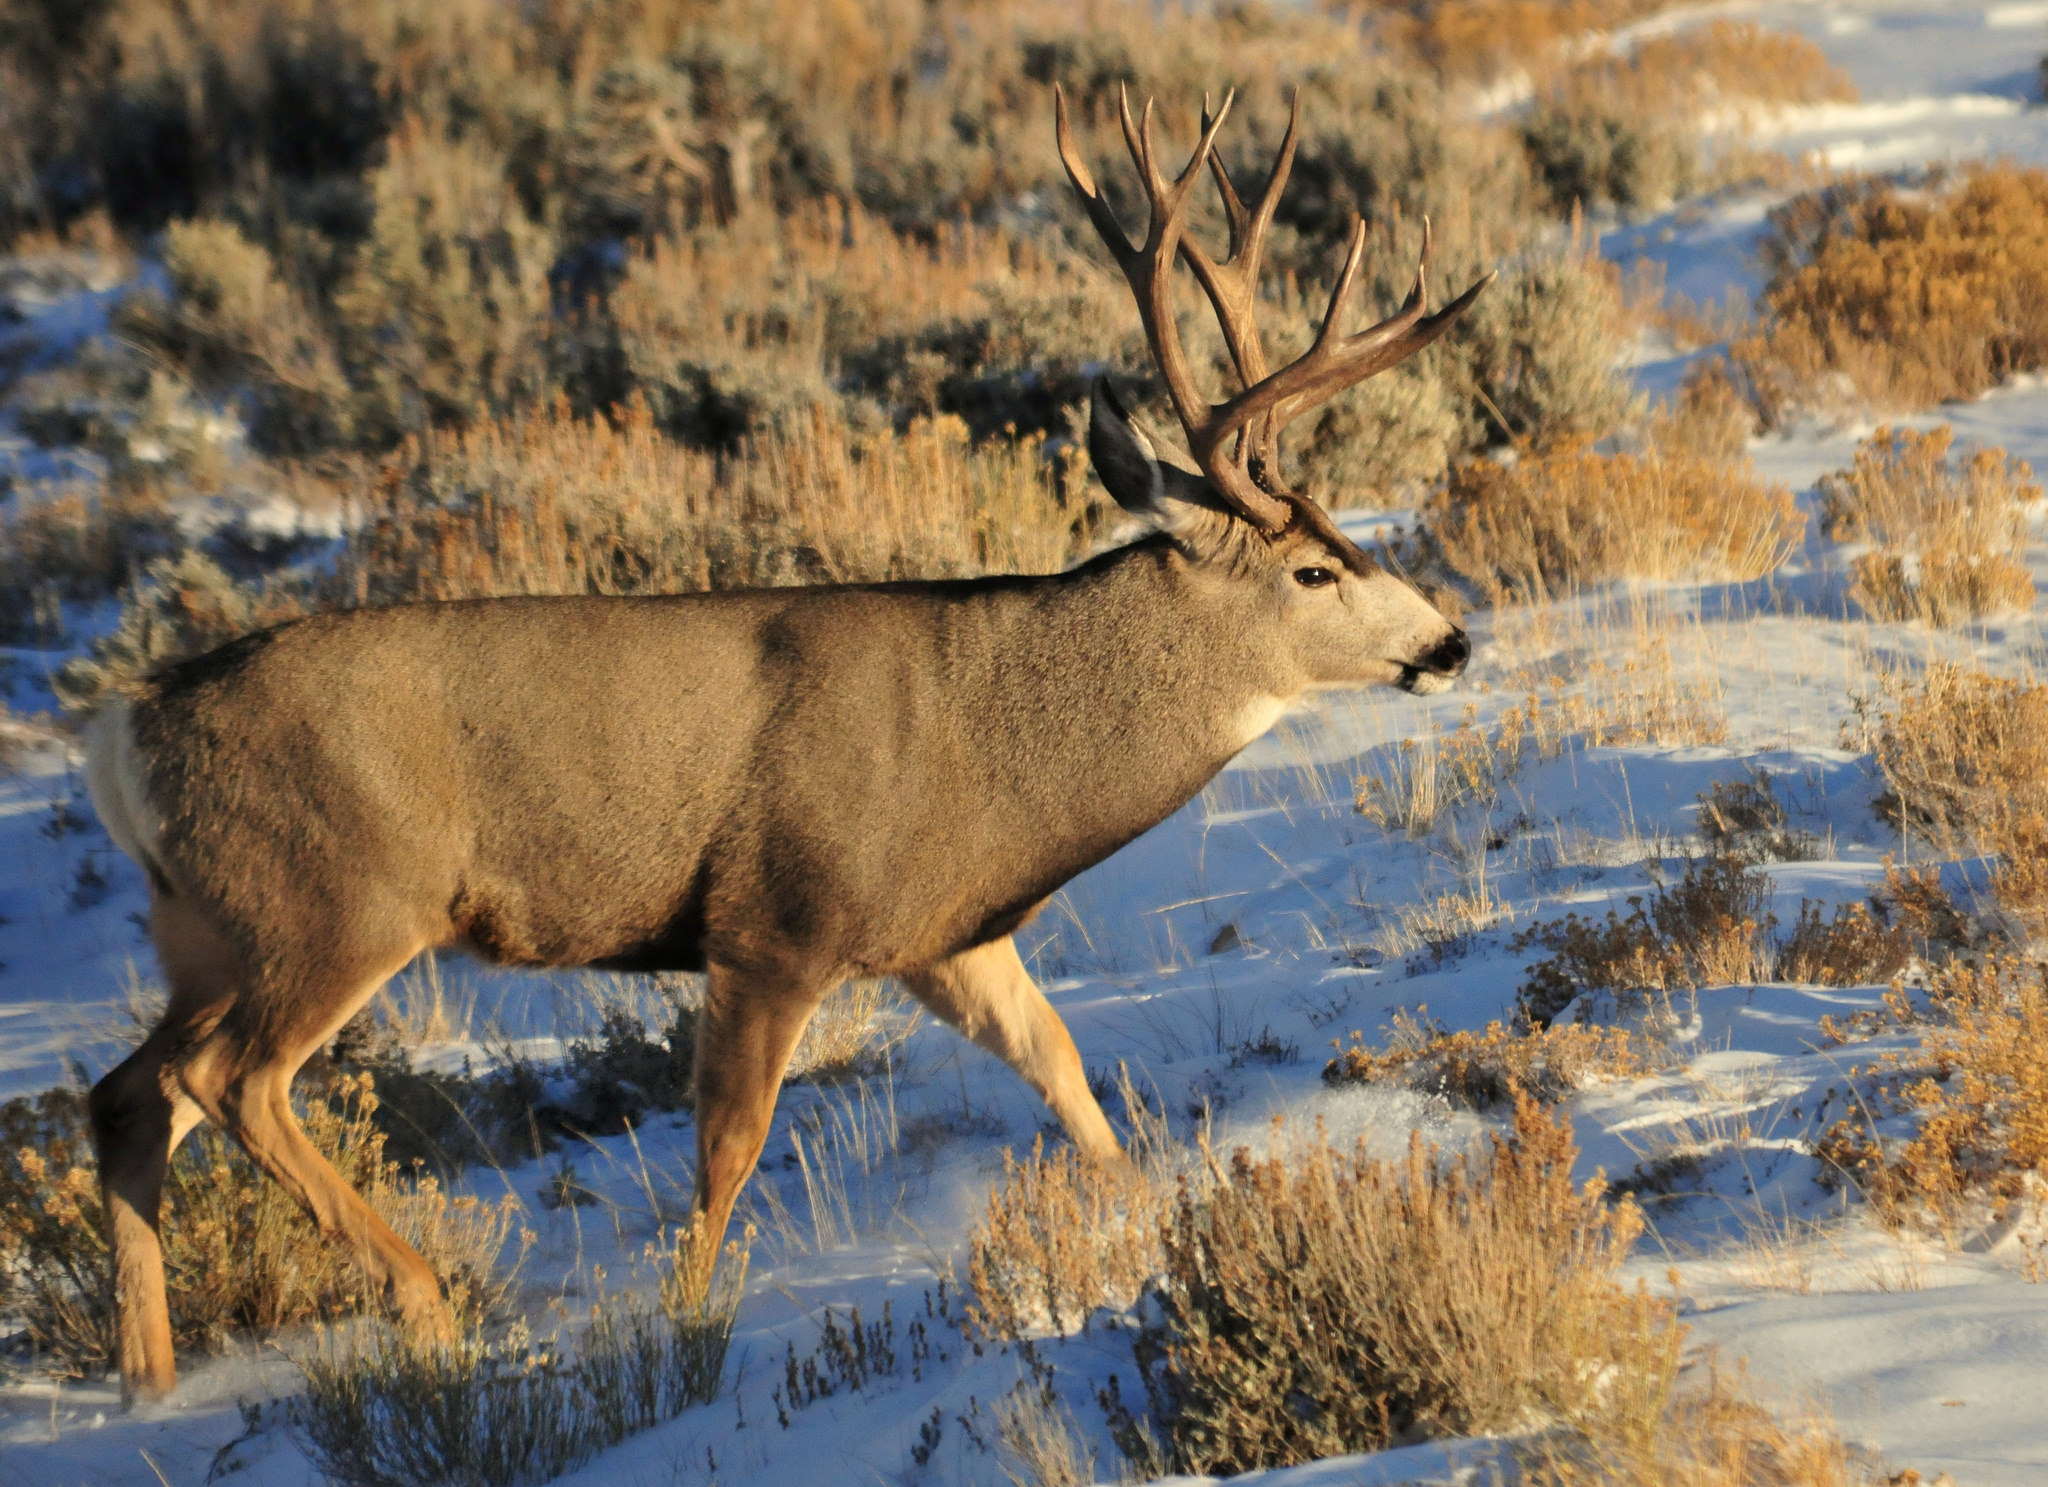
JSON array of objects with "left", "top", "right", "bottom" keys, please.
[{"left": 1418, "top": 628, "right": 1470, "bottom": 675}]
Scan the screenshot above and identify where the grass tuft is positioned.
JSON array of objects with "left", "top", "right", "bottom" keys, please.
[
  {"left": 1424, "top": 436, "right": 1804, "bottom": 604},
  {"left": 294, "top": 1224, "right": 746, "bottom": 1487},
  {"left": 1857, "top": 663, "right": 2048, "bottom": 938}
]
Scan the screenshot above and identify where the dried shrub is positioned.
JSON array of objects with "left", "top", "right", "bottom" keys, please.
[
  {"left": 1522, "top": 23, "right": 1854, "bottom": 215},
  {"left": 0, "top": 1073, "right": 519, "bottom": 1379},
  {"left": 1817, "top": 425, "right": 2038, "bottom": 625},
  {"left": 1815, "top": 955, "right": 2048, "bottom": 1234},
  {"left": 53, "top": 549, "right": 315, "bottom": 710},
  {"left": 295, "top": 1224, "right": 746, "bottom": 1487},
  {"left": 1774, "top": 900, "right": 1912, "bottom": 989},
  {"left": 1520, "top": 833, "right": 1921, "bottom": 1023},
  {"left": 968, "top": 1073, "right": 1173, "bottom": 1340},
  {"left": 1859, "top": 663, "right": 2048, "bottom": 937},
  {"left": 1697, "top": 772, "right": 1820, "bottom": 864},
  {"left": 335, "top": 119, "right": 557, "bottom": 443},
  {"left": 559, "top": 995, "right": 699, "bottom": 1135},
  {"left": 0, "top": 481, "right": 177, "bottom": 642},
  {"left": 112, "top": 218, "right": 350, "bottom": 452},
  {"left": 1351, "top": 0, "right": 1669, "bottom": 87},
  {"left": 1516, "top": 852, "right": 1777, "bottom": 1021},
  {"left": 1115, "top": 1098, "right": 1672, "bottom": 1476},
  {"left": 1425, "top": 438, "right": 1804, "bottom": 604},
  {"left": 1323, "top": 1009, "right": 1653, "bottom": 1106},
  {"left": 1444, "top": 230, "right": 1635, "bottom": 455},
  {"left": 1736, "top": 163, "right": 2048, "bottom": 423}
]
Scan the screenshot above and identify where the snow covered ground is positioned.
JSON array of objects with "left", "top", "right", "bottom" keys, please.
[{"left": 5, "top": 1, "right": 2048, "bottom": 1483}]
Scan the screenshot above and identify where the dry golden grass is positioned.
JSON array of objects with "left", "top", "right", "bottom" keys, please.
[
  {"left": 1737, "top": 163, "right": 2048, "bottom": 423},
  {"left": 1816, "top": 956, "right": 2048, "bottom": 1238},
  {"left": 58, "top": 396, "right": 1104, "bottom": 705},
  {"left": 0, "top": 1072, "right": 519, "bottom": 1379},
  {"left": 1323, "top": 1008, "right": 1654, "bottom": 1105},
  {"left": 1857, "top": 663, "right": 2048, "bottom": 937},
  {"left": 1818, "top": 425, "right": 2039, "bottom": 624},
  {"left": 787, "top": 980, "right": 922, "bottom": 1083},
  {"left": 991, "top": 1382, "right": 1099, "bottom": 1487},
  {"left": 1356, "top": 632, "right": 1730, "bottom": 837},
  {"left": 349, "top": 396, "right": 1099, "bottom": 602},
  {"left": 1524, "top": 1362, "right": 1894, "bottom": 1487},
  {"left": 1365, "top": 882, "right": 1512, "bottom": 965},
  {"left": 1425, "top": 438, "right": 1804, "bottom": 604}
]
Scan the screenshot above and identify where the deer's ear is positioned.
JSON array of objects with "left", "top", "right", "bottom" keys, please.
[{"left": 1088, "top": 379, "right": 1236, "bottom": 550}]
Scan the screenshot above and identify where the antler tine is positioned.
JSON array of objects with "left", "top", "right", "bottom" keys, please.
[
  {"left": 1054, "top": 84, "right": 1131, "bottom": 267},
  {"left": 1182, "top": 89, "right": 1299, "bottom": 390},
  {"left": 1217, "top": 213, "right": 1497, "bottom": 446},
  {"left": 1180, "top": 90, "right": 1301, "bottom": 484}
]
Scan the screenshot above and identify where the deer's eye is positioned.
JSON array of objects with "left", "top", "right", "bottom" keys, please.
[{"left": 1293, "top": 566, "right": 1338, "bottom": 589}]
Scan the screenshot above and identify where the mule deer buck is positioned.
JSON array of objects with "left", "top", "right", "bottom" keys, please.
[{"left": 84, "top": 85, "right": 1488, "bottom": 1400}]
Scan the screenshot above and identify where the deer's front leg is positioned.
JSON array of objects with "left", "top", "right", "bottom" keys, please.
[
  {"left": 689, "top": 958, "right": 832, "bottom": 1282},
  {"left": 907, "top": 935, "right": 1124, "bottom": 1165}
]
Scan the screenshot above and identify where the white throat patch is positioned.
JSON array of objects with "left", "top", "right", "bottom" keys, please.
[{"left": 1228, "top": 694, "right": 1289, "bottom": 750}]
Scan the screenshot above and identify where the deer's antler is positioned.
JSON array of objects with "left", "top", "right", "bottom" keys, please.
[{"left": 1055, "top": 84, "right": 1495, "bottom": 533}]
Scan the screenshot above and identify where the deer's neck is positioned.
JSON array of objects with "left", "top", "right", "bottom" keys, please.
[{"left": 951, "top": 536, "right": 1289, "bottom": 871}]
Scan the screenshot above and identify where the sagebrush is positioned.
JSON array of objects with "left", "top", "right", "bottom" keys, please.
[
  {"left": 1856, "top": 663, "right": 2048, "bottom": 938},
  {"left": 1110, "top": 1098, "right": 1672, "bottom": 1476},
  {"left": 1736, "top": 163, "right": 2048, "bottom": 422},
  {"left": 1818, "top": 425, "right": 2038, "bottom": 625}
]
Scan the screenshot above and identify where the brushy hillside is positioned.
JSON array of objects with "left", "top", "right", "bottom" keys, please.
[{"left": 0, "top": 0, "right": 1863, "bottom": 661}]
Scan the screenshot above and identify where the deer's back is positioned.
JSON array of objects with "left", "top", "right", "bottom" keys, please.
[{"left": 115, "top": 577, "right": 1176, "bottom": 977}]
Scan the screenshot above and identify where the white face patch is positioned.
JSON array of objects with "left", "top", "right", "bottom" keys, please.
[
  {"left": 1404, "top": 670, "right": 1458, "bottom": 697},
  {"left": 1228, "top": 694, "right": 1289, "bottom": 749}
]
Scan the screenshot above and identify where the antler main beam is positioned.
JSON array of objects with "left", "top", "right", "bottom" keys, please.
[{"left": 1055, "top": 83, "right": 1495, "bottom": 533}]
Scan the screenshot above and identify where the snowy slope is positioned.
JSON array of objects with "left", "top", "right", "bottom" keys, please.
[{"left": 7, "top": 2, "right": 2048, "bottom": 1484}]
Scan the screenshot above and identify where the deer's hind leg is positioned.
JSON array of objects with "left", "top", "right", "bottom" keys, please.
[
  {"left": 176, "top": 927, "right": 449, "bottom": 1344},
  {"left": 906, "top": 936, "right": 1122, "bottom": 1164},
  {"left": 90, "top": 890, "right": 237, "bottom": 1402}
]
